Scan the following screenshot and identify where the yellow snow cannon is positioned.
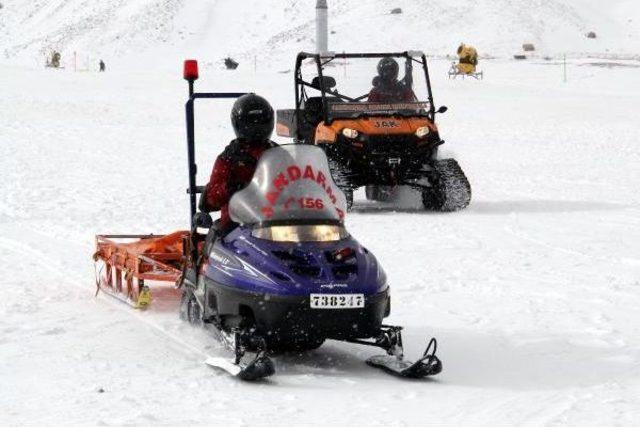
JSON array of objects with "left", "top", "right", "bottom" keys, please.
[{"left": 448, "top": 44, "right": 483, "bottom": 80}]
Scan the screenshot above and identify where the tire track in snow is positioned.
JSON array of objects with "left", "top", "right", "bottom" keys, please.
[
  {"left": 503, "top": 219, "right": 640, "bottom": 266},
  {"left": 0, "top": 234, "right": 215, "bottom": 362}
]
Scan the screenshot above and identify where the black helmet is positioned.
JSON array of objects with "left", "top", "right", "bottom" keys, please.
[
  {"left": 377, "top": 57, "right": 399, "bottom": 83},
  {"left": 230, "top": 94, "right": 274, "bottom": 141}
]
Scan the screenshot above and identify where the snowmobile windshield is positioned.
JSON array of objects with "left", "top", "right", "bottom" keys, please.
[{"left": 229, "top": 145, "right": 348, "bottom": 228}]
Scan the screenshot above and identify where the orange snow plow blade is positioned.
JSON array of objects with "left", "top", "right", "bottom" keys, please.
[{"left": 93, "top": 231, "right": 189, "bottom": 307}]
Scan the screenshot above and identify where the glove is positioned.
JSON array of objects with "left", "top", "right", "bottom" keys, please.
[{"left": 198, "top": 184, "right": 212, "bottom": 212}]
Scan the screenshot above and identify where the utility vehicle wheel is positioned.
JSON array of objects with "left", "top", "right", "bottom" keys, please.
[
  {"left": 180, "top": 289, "right": 201, "bottom": 326},
  {"left": 365, "top": 185, "right": 394, "bottom": 202},
  {"left": 422, "top": 159, "right": 471, "bottom": 212}
]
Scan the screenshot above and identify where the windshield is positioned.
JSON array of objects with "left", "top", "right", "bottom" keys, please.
[
  {"left": 229, "top": 145, "right": 347, "bottom": 225},
  {"left": 299, "top": 55, "right": 432, "bottom": 119}
]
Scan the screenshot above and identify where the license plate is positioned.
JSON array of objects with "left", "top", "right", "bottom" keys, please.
[{"left": 310, "top": 294, "right": 364, "bottom": 309}]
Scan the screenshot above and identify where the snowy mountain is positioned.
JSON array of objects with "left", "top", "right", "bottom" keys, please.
[{"left": 1, "top": 0, "right": 638, "bottom": 69}]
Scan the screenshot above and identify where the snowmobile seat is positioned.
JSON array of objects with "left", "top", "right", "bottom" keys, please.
[{"left": 301, "top": 96, "right": 344, "bottom": 142}]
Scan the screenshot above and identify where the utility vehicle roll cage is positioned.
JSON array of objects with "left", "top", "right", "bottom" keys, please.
[{"left": 292, "top": 51, "right": 436, "bottom": 134}]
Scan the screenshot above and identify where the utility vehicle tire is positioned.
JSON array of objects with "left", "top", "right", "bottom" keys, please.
[
  {"left": 422, "top": 159, "right": 471, "bottom": 212},
  {"left": 326, "top": 156, "right": 352, "bottom": 207},
  {"left": 180, "top": 288, "right": 201, "bottom": 326},
  {"left": 365, "top": 185, "right": 394, "bottom": 202}
]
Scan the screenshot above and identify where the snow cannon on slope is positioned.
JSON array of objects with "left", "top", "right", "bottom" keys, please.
[
  {"left": 92, "top": 59, "right": 442, "bottom": 382},
  {"left": 448, "top": 43, "right": 483, "bottom": 80}
]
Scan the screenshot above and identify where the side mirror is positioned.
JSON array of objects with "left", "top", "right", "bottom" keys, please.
[
  {"left": 311, "top": 76, "right": 337, "bottom": 90},
  {"left": 436, "top": 106, "right": 448, "bottom": 114}
]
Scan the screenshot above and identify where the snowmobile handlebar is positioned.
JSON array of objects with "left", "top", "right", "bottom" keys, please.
[{"left": 186, "top": 185, "right": 205, "bottom": 194}]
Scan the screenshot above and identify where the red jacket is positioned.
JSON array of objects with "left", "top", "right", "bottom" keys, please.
[
  {"left": 204, "top": 139, "right": 274, "bottom": 229},
  {"left": 368, "top": 82, "right": 416, "bottom": 103}
]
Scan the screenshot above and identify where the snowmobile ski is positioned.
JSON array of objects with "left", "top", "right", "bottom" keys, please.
[
  {"left": 205, "top": 351, "right": 275, "bottom": 381},
  {"left": 201, "top": 323, "right": 275, "bottom": 381},
  {"left": 366, "top": 338, "right": 442, "bottom": 378}
]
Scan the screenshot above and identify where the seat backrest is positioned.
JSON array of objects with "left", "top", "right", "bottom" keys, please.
[
  {"left": 303, "top": 97, "right": 324, "bottom": 126},
  {"left": 303, "top": 97, "right": 344, "bottom": 125},
  {"left": 300, "top": 97, "right": 344, "bottom": 143}
]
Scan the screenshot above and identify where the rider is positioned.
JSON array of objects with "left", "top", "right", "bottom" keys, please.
[
  {"left": 200, "top": 93, "right": 277, "bottom": 234},
  {"left": 368, "top": 57, "right": 416, "bottom": 103}
]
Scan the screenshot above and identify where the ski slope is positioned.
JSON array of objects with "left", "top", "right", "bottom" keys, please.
[
  {"left": 1, "top": 0, "right": 639, "bottom": 70},
  {"left": 1, "top": 55, "right": 640, "bottom": 425}
]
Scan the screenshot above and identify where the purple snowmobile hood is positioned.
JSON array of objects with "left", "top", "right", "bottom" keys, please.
[{"left": 203, "top": 226, "right": 387, "bottom": 297}]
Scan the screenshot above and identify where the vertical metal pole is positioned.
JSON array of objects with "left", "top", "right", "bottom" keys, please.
[
  {"left": 185, "top": 96, "right": 200, "bottom": 264},
  {"left": 316, "top": 0, "right": 328, "bottom": 55},
  {"left": 185, "top": 99, "right": 197, "bottom": 228},
  {"left": 294, "top": 54, "right": 303, "bottom": 141}
]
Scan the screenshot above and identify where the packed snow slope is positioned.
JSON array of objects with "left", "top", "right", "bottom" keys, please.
[
  {"left": 1, "top": 0, "right": 639, "bottom": 69},
  {"left": 1, "top": 56, "right": 640, "bottom": 426}
]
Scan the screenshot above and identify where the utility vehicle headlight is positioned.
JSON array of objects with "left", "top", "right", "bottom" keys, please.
[
  {"left": 342, "top": 128, "right": 359, "bottom": 139},
  {"left": 415, "top": 126, "right": 430, "bottom": 138}
]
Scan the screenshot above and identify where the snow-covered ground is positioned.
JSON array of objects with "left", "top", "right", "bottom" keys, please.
[{"left": 1, "top": 55, "right": 639, "bottom": 426}]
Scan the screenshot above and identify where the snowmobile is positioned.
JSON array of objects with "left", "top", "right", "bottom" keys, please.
[
  {"left": 276, "top": 51, "right": 471, "bottom": 211},
  {"left": 93, "top": 60, "right": 442, "bottom": 381}
]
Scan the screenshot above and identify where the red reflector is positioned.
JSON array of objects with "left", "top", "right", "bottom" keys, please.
[
  {"left": 183, "top": 59, "right": 199, "bottom": 81},
  {"left": 335, "top": 247, "right": 355, "bottom": 261}
]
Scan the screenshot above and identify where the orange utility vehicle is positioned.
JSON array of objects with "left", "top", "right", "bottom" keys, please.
[{"left": 276, "top": 51, "right": 471, "bottom": 211}]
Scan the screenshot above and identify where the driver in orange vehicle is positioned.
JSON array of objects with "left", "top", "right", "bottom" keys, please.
[{"left": 368, "top": 57, "right": 416, "bottom": 103}]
